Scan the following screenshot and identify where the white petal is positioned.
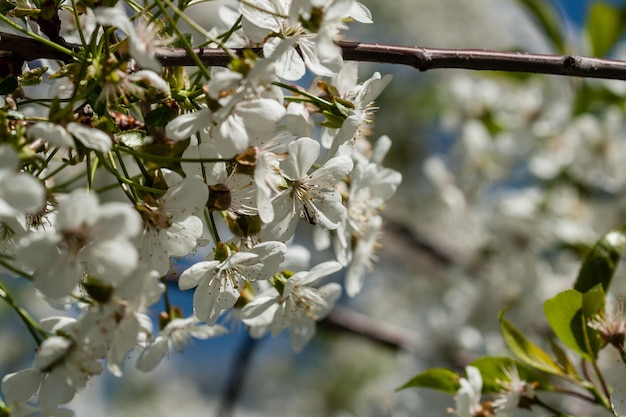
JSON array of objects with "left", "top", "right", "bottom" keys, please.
[
  {"left": 178, "top": 261, "right": 219, "bottom": 290},
  {"left": 1, "top": 368, "right": 41, "bottom": 403},
  {"left": 166, "top": 109, "right": 212, "bottom": 141},
  {"left": 240, "top": 294, "right": 279, "bottom": 320},
  {"left": 27, "top": 122, "right": 74, "bottom": 147},
  {"left": 93, "top": 6, "right": 134, "bottom": 34},
  {"left": 108, "top": 315, "right": 140, "bottom": 377},
  {"left": 265, "top": 38, "right": 305, "bottom": 81},
  {"left": 135, "top": 338, "right": 169, "bottom": 372},
  {"left": 56, "top": 190, "right": 99, "bottom": 230},
  {"left": 239, "top": 98, "right": 286, "bottom": 133},
  {"left": 281, "top": 137, "right": 320, "bottom": 180},
  {"left": 84, "top": 239, "right": 138, "bottom": 283},
  {"left": 39, "top": 368, "right": 74, "bottom": 409},
  {"left": 66, "top": 123, "right": 112, "bottom": 152},
  {"left": 299, "top": 261, "right": 343, "bottom": 287},
  {"left": 35, "top": 336, "right": 72, "bottom": 371},
  {"left": 349, "top": 1, "right": 372, "bottom": 23},
  {"left": 0, "top": 173, "right": 45, "bottom": 216}
]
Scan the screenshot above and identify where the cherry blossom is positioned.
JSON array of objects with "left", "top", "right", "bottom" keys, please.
[{"left": 241, "top": 261, "right": 342, "bottom": 352}]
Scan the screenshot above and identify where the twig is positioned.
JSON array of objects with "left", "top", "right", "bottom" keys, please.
[
  {"left": 4, "top": 31, "right": 626, "bottom": 80},
  {"left": 216, "top": 333, "right": 258, "bottom": 417},
  {"left": 321, "top": 305, "right": 420, "bottom": 351}
]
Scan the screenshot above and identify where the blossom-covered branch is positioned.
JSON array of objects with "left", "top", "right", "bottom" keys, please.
[{"left": 4, "top": 31, "right": 626, "bottom": 80}]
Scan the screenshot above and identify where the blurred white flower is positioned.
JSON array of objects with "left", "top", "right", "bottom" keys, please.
[
  {"left": 136, "top": 316, "right": 227, "bottom": 372},
  {"left": 18, "top": 190, "right": 142, "bottom": 299},
  {"left": 452, "top": 366, "right": 484, "bottom": 417},
  {"left": 27, "top": 122, "right": 112, "bottom": 152}
]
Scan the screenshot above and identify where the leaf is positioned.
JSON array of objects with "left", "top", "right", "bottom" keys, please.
[
  {"left": 396, "top": 368, "right": 460, "bottom": 393},
  {"left": 544, "top": 290, "right": 587, "bottom": 359},
  {"left": 574, "top": 226, "right": 626, "bottom": 293},
  {"left": 586, "top": 2, "right": 626, "bottom": 57},
  {"left": 549, "top": 336, "right": 579, "bottom": 378},
  {"left": 581, "top": 286, "right": 605, "bottom": 358},
  {"left": 470, "top": 356, "right": 552, "bottom": 393},
  {"left": 515, "top": 0, "right": 566, "bottom": 53},
  {"left": 544, "top": 288, "right": 605, "bottom": 361},
  {"left": 499, "top": 311, "right": 563, "bottom": 375}
]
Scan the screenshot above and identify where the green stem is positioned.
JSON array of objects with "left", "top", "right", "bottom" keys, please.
[
  {"left": 40, "top": 160, "right": 69, "bottom": 182},
  {"left": 112, "top": 149, "right": 140, "bottom": 202},
  {"left": 0, "top": 279, "right": 45, "bottom": 345},
  {"left": 0, "top": 257, "right": 34, "bottom": 280},
  {"left": 70, "top": 0, "right": 87, "bottom": 47},
  {"left": 591, "top": 359, "right": 611, "bottom": 405},
  {"left": 116, "top": 145, "right": 233, "bottom": 163},
  {"left": 85, "top": 151, "right": 93, "bottom": 190},
  {"left": 274, "top": 81, "right": 334, "bottom": 110}
]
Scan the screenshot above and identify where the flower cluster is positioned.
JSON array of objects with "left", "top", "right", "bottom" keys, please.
[{"left": 0, "top": 0, "right": 400, "bottom": 414}]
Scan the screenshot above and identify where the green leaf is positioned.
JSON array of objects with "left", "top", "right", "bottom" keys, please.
[
  {"left": 544, "top": 288, "right": 606, "bottom": 361},
  {"left": 544, "top": 290, "right": 589, "bottom": 360},
  {"left": 396, "top": 368, "right": 460, "bottom": 393},
  {"left": 499, "top": 311, "right": 563, "bottom": 375},
  {"left": 581, "top": 286, "right": 605, "bottom": 357},
  {"left": 0, "top": 76, "right": 18, "bottom": 95},
  {"left": 549, "top": 337, "right": 579, "bottom": 378},
  {"left": 574, "top": 226, "right": 626, "bottom": 293},
  {"left": 321, "top": 110, "right": 345, "bottom": 129},
  {"left": 470, "top": 356, "right": 552, "bottom": 393},
  {"left": 586, "top": 2, "right": 626, "bottom": 57},
  {"left": 515, "top": 0, "right": 566, "bottom": 53}
]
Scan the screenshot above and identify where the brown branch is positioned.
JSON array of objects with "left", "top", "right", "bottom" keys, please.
[
  {"left": 321, "top": 305, "right": 420, "bottom": 351},
  {"left": 4, "top": 31, "right": 626, "bottom": 80}
]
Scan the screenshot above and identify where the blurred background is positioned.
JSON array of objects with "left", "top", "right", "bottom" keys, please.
[{"left": 5, "top": 0, "right": 626, "bottom": 416}]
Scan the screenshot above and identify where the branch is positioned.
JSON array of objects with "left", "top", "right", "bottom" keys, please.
[
  {"left": 3, "top": 31, "right": 626, "bottom": 80},
  {"left": 321, "top": 305, "right": 420, "bottom": 351}
]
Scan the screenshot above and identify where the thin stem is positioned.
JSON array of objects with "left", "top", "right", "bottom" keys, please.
[
  {"left": 534, "top": 396, "right": 566, "bottom": 416},
  {"left": 205, "top": 210, "right": 221, "bottom": 245},
  {"left": 112, "top": 149, "right": 139, "bottom": 201},
  {"left": 0, "top": 257, "right": 34, "bottom": 280},
  {"left": 552, "top": 386, "right": 598, "bottom": 404},
  {"left": 69, "top": 0, "right": 87, "bottom": 47},
  {"left": 85, "top": 151, "right": 93, "bottom": 190},
  {"left": 591, "top": 359, "right": 611, "bottom": 403},
  {"left": 161, "top": 275, "right": 172, "bottom": 319},
  {"left": 0, "top": 17, "right": 77, "bottom": 59},
  {"left": 274, "top": 82, "right": 334, "bottom": 110},
  {"left": 0, "top": 279, "right": 45, "bottom": 345},
  {"left": 160, "top": 0, "right": 236, "bottom": 59},
  {"left": 116, "top": 145, "right": 233, "bottom": 163}
]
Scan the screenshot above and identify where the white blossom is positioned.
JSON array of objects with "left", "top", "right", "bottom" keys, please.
[
  {"left": 241, "top": 261, "right": 342, "bottom": 352},
  {"left": 179, "top": 241, "right": 287, "bottom": 325}
]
